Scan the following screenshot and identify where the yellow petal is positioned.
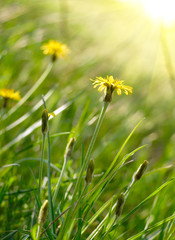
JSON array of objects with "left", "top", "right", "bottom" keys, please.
[
  {"left": 117, "top": 88, "right": 122, "bottom": 95},
  {"left": 48, "top": 112, "right": 56, "bottom": 118}
]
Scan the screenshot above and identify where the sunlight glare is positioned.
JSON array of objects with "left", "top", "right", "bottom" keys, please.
[
  {"left": 120, "top": 0, "right": 175, "bottom": 24},
  {"left": 141, "top": 0, "right": 175, "bottom": 24}
]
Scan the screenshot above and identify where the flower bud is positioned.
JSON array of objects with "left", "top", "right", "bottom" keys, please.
[
  {"left": 38, "top": 200, "right": 48, "bottom": 226},
  {"left": 134, "top": 160, "right": 148, "bottom": 181},
  {"left": 104, "top": 85, "right": 115, "bottom": 102},
  {"left": 64, "top": 137, "right": 75, "bottom": 160},
  {"left": 85, "top": 159, "right": 94, "bottom": 184},
  {"left": 41, "top": 109, "right": 48, "bottom": 134},
  {"left": 115, "top": 192, "right": 125, "bottom": 217}
]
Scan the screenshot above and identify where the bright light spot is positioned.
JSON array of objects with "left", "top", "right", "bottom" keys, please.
[
  {"left": 141, "top": 0, "right": 175, "bottom": 24},
  {"left": 120, "top": 0, "right": 175, "bottom": 24}
]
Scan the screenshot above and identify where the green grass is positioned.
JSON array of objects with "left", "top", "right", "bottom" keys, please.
[{"left": 1, "top": 0, "right": 175, "bottom": 239}]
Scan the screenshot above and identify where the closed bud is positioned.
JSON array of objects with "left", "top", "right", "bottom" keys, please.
[
  {"left": 134, "top": 160, "right": 148, "bottom": 181},
  {"left": 38, "top": 200, "right": 48, "bottom": 226},
  {"left": 65, "top": 137, "right": 75, "bottom": 160},
  {"left": 41, "top": 109, "right": 48, "bottom": 134},
  {"left": 115, "top": 192, "right": 125, "bottom": 217},
  {"left": 104, "top": 85, "right": 115, "bottom": 102},
  {"left": 85, "top": 159, "right": 94, "bottom": 184}
]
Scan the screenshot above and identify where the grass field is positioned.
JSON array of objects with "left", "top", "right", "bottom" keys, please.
[{"left": 1, "top": 0, "right": 175, "bottom": 239}]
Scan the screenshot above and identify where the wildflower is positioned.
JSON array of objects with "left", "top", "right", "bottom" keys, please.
[
  {"left": 0, "top": 88, "right": 21, "bottom": 108},
  {"left": 0, "top": 88, "right": 21, "bottom": 101},
  {"left": 90, "top": 75, "right": 133, "bottom": 102},
  {"left": 41, "top": 40, "right": 70, "bottom": 61}
]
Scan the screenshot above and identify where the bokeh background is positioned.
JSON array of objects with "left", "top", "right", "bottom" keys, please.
[{"left": 1, "top": 0, "right": 175, "bottom": 238}]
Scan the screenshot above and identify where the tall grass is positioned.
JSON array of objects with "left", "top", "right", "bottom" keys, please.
[{"left": 1, "top": 0, "right": 175, "bottom": 239}]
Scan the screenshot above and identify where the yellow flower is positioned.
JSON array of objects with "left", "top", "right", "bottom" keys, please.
[
  {"left": 48, "top": 112, "right": 56, "bottom": 118},
  {"left": 90, "top": 75, "right": 133, "bottom": 102},
  {"left": 41, "top": 40, "right": 70, "bottom": 61},
  {"left": 0, "top": 88, "right": 21, "bottom": 101}
]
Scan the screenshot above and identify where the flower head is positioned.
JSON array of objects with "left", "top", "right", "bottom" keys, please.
[
  {"left": 0, "top": 88, "right": 21, "bottom": 101},
  {"left": 41, "top": 40, "right": 70, "bottom": 61},
  {"left": 90, "top": 75, "right": 133, "bottom": 102}
]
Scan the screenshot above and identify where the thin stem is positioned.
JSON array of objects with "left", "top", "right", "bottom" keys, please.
[
  {"left": 101, "top": 216, "right": 116, "bottom": 239},
  {"left": 47, "top": 115, "right": 55, "bottom": 234},
  {"left": 86, "top": 178, "right": 136, "bottom": 240},
  {"left": 36, "top": 224, "right": 42, "bottom": 240},
  {"left": 39, "top": 134, "right": 46, "bottom": 196},
  {"left": 65, "top": 184, "right": 88, "bottom": 240},
  {"left": 42, "top": 96, "right": 55, "bottom": 234},
  {"left": 3, "top": 62, "right": 53, "bottom": 120},
  {"left": 52, "top": 154, "right": 68, "bottom": 207},
  {"left": 40, "top": 206, "right": 72, "bottom": 237},
  {"left": 57, "top": 101, "right": 109, "bottom": 240},
  {"left": 124, "top": 177, "right": 135, "bottom": 198},
  {"left": 72, "top": 183, "right": 88, "bottom": 218}
]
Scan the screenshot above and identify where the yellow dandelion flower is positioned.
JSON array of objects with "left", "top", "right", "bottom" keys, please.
[
  {"left": 90, "top": 75, "right": 133, "bottom": 102},
  {"left": 0, "top": 88, "right": 21, "bottom": 101},
  {"left": 41, "top": 40, "right": 70, "bottom": 61}
]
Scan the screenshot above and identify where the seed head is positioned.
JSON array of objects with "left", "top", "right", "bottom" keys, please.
[
  {"left": 134, "top": 160, "right": 148, "bottom": 181},
  {"left": 38, "top": 200, "right": 48, "bottom": 226}
]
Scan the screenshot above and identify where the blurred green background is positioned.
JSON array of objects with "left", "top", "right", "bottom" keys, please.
[{"left": 1, "top": 0, "right": 175, "bottom": 238}]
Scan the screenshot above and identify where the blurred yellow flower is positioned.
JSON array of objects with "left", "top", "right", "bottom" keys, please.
[
  {"left": 41, "top": 40, "right": 70, "bottom": 61},
  {"left": 0, "top": 88, "right": 21, "bottom": 101},
  {"left": 48, "top": 112, "right": 55, "bottom": 118},
  {"left": 90, "top": 75, "right": 133, "bottom": 102}
]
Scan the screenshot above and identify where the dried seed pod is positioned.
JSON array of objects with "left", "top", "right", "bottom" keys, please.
[
  {"left": 115, "top": 192, "right": 125, "bottom": 217},
  {"left": 64, "top": 137, "right": 75, "bottom": 160},
  {"left": 134, "top": 160, "right": 148, "bottom": 181},
  {"left": 41, "top": 109, "right": 48, "bottom": 134},
  {"left": 85, "top": 159, "right": 95, "bottom": 184},
  {"left": 38, "top": 200, "right": 48, "bottom": 226}
]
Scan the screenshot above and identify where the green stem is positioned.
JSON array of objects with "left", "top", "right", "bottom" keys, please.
[
  {"left": 57, "top": 101, "right": 109, "bottom": 240},
  {"left": 86, "top": 178, "right": 135, "bottom": 240},
  {"left": 47, "top": 115, "right": 55, "bottom": 234},
  {"left": 36, "top": 224, "right": 42, "bottom": 240},
  {"left": 3, "top": 62, "right": 53, "bottom": 120},
  {"left": 101, "top": 216, "right": 116, "bottom": 239},
  {"left": 39, "top": 134, "right": 46, "bottom": 196},
  {"left": 66, "top": 184, "right": 88, "bottom": 240},
  {"left": 72, "top": 183, "right": 88, "bottom": 218},
  {"left": 53, "top": 155, "right": 68, "bottom": 207},
  {"left": 42, "top": 96, "right": 55, "bottom": 234}
]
